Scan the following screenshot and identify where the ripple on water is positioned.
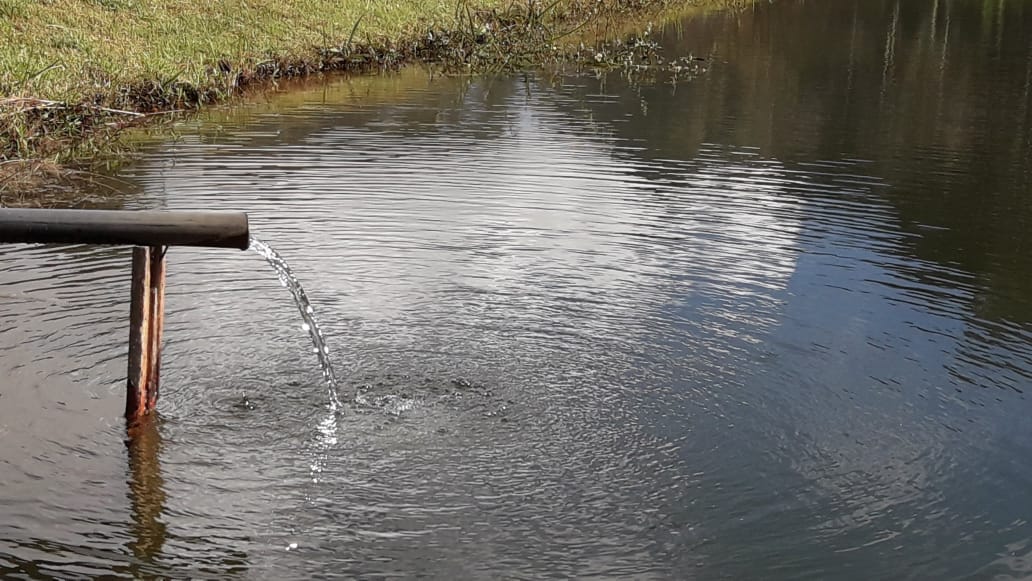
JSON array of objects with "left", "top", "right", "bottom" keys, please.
[{"left": 5, "top": 5, "right": 1032, "bottom": 575}]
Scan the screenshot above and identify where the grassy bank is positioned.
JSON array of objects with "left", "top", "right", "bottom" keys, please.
[{"left": 0, "top": 0, "right": 718, "bottom": 174}]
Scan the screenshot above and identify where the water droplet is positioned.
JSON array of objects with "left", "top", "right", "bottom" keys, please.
[{"left": 301, "top": 323, "right": 311, "bottom": 332}]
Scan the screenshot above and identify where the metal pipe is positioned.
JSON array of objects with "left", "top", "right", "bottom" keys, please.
[{"left": 0, "top": 209, "right": 250, "bottom": 250}]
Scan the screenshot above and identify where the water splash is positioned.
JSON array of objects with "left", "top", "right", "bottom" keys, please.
[{"left": 249, "top": 236, "right": 344, "bottom": 410}]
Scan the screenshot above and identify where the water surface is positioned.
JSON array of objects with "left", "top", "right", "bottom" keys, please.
[{"left": 3, "top": 0, "right": 1032, "bottom": 577}]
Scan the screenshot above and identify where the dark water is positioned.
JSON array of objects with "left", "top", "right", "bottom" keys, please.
[{"left": 3, "top": 0, "right": 1032, "bottom": 577}]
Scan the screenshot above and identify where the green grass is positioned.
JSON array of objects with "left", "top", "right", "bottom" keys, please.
[
  {"left": 0, "top": 0, "right": 617, "bottom": 104},
  {"left": 0, "top": 0, "right": 723, "bottom": 166}
]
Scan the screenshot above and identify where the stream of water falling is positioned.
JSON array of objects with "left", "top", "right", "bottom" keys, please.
[{"left": 248, "top": 236, "right": 344, "bottom": 409}]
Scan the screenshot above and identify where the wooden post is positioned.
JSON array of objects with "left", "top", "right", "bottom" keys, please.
[
  {"left": 147, "top": 247, "right": 166, "bottom": 413},
  {"left": 126, "top": 246, "right": 167, "bottom": 421}
]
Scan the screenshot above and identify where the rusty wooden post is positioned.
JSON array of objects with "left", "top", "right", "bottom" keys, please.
[
  {"left": 126, "top": 246, "right": 167, "bottom": 422},
  {"left": 147, "top": 247, "right": 166, "bottom": 413}
]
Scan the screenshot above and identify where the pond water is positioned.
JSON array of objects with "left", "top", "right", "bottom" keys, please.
[{"left": 3, "top": 0, "right": 1032, "bottom": 578}]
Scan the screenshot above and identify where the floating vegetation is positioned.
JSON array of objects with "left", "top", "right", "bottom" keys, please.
[
  {"left": 563, "top": 27, "right": 710, "bottom": 82},
  {"left": 418, "top": 5, "right": 709, "bottom": 81}
]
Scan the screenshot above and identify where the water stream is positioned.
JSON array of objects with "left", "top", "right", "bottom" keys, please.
[{"left": 248, "top": 236, "right": 344, "bottom": 410}]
